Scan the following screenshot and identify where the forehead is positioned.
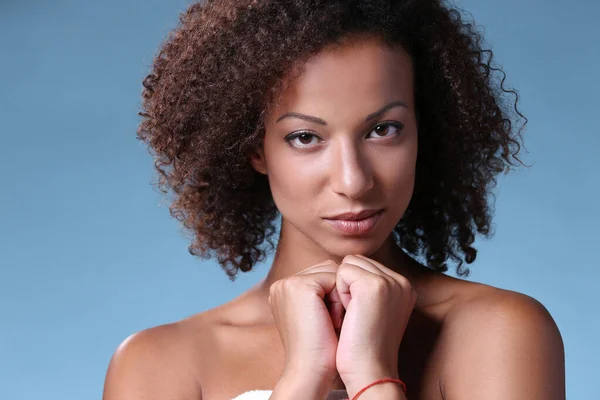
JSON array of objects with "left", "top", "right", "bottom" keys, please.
[{"left": 269, "top": 36, "right": 414, "bottom": 119}]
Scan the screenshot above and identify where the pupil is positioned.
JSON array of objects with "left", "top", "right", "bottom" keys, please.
[{"left": 300, "top": 134, "right": 311, "bottom": 143}]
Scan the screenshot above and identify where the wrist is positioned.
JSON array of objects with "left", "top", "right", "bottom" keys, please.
[
  {"left": 342, "top": 371, "right": 402, "bottom": 399},
  {"left": 273, "top": 370, "right": 334, "bottom": 400},
  {"left": 347, "top": 381, "right": 407, "bottom": 400}
]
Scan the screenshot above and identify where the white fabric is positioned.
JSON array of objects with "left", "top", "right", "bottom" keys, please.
[
  {"left": 231, "top": 389, "right": 348, "bottom": 400},
  {"left": 231, "top": 390, "right": 272, "bottom": 400}
]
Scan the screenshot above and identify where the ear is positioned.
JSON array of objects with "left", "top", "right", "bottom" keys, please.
[{"left": 249, "top": 146, "right": 268, "bottom": 175}]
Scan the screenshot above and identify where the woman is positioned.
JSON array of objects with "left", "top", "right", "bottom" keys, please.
[{"left": 103, "top": 0, "right": 565, "bottom": 399}]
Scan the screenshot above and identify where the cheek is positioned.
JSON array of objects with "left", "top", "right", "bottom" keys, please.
[
  {"left": 265, "top": 153, "right": 322, "bottom": 211},
  {"left": 374, "top": 141, "right": 418, "bottom": 203}
]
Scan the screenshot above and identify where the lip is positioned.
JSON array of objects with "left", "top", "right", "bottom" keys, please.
[
  {"left": 325, "top": 209, "right": 383, "bottom": 221},
  {"left": 324, "top": 209, "right": 384, "bottom": 235}
]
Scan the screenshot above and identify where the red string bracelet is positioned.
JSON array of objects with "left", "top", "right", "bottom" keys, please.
[{"left": 348, "top": 378, "right": 407, "bottom": 400}]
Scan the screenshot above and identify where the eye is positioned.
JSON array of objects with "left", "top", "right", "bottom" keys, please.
[
  {"left": 366, "top": 122, "right": 404, "bottom": 139},
  {"left": 285, "top": 131, "right": 321, "bottom": 148}
]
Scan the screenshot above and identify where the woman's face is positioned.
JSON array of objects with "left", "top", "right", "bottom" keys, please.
[{"left": 251, "top": 36, "right": 418, "bottom": 258}]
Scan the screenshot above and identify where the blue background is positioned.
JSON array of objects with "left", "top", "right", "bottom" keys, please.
[{"left": 0, "top": 0, "right": 597, "bottom": 398}]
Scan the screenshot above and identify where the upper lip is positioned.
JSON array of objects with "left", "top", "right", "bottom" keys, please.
[{"left": 325, "top": 209, "right": 382, "bottom": 221}]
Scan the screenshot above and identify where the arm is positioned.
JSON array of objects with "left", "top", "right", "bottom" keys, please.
[
  {"left": 102, "top": 325, "right": 202, "bottom": 400},
  {"left": 441, "top": 290, "right": 565, "bottom": 400}
]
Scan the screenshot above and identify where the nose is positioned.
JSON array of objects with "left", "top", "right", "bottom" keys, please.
[{"left": 329, "top": 139, "right": 374, "bottom": 199}]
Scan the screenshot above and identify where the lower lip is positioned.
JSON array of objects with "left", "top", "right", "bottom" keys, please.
[{"left": 324, "top": 210, "right": 383, "bottom": 236}]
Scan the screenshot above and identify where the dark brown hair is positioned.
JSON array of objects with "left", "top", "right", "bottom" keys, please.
[{"left": 137, "top": 0, "right": 526, "bottom": 280}]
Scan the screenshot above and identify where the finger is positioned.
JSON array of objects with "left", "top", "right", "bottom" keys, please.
[
  {"left": 297, "top": 263, "right": 343, "bottom": 322},
  {"left": 296, "top": 271, "right": 338, "bottom": 299},
  {"left": 341, "top": 254, "right": 388, "bottom": 277},
  {"left": 351, "top": 253, "right": 399, "bottom": 279},
  {"left": 300, "top": 268, "right": 345, "bottom": 330},
  {"left": 271, "top": 268, "right": 337, "bottom": 299},
  {"left": 295, "top": 260, "right": 338, "bottom": 275},
  {"left": 297, "top": 263, "right": 342, "bottom": 302},
  {"left": 351, "top": 254, "right": 412, "bottom": 290},
  {"left": 335, "top": 262, "right": 379, "bottom": 309}
]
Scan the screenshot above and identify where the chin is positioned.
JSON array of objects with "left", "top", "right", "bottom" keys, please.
[{"left": 321, "top": 234, "right": 389, "bottom": 258}]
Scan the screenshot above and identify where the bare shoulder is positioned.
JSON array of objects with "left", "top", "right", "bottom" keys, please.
[
  {"left": 438, "top": 281, "right": 565, "bottom": 399},
  {"left": 102, "top": 315, "right": 213, "bottom": 400},
  {"left": 443, "top": 281, "right": 561, "bottom": 335}
]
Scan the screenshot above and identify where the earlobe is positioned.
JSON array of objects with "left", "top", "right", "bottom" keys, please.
[{"left": 249, "top": 147, "right": 268, "bottom": 175}]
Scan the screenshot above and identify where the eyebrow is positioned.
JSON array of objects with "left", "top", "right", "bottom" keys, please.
[{"left": 275, "top": 100, "right": 408, "bottom": 125}]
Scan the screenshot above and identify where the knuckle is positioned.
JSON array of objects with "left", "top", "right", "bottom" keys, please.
[
  {"left": 342, "top": 254, "right": 357, "bottom": 264},
  {"left": 340, "top": 261, "right": 356, "bottom": 269},
  {"left": 337, "top": 263, "right": 352, "bottom": 274},
  {"left": 391, "top": 277, "right": 413, "bottom": 299},
  {"left": 396, "top": 275, "right": 411, "bottom": 289},
  {"left": 372, "top": 276, "right": 390, "bottom": 293},
  {"left": 269, "top": 280, "right": 281, "bottom": 296},
  {"left": 281, "top": 277, "right": 299, "bottom": 292}
]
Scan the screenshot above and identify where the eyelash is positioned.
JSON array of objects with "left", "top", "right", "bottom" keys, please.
[{"left": 284, "top": 121, "right": 405, "bottom": 149}]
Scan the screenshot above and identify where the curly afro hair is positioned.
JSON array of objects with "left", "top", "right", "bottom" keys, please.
[{"left": 137, "top": 0, "right": 526, "bottom": 280}]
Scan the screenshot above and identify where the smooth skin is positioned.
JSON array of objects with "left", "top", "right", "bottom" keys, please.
[{"left": 103, "top": 35, "right": 565, "bottom": 400}]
